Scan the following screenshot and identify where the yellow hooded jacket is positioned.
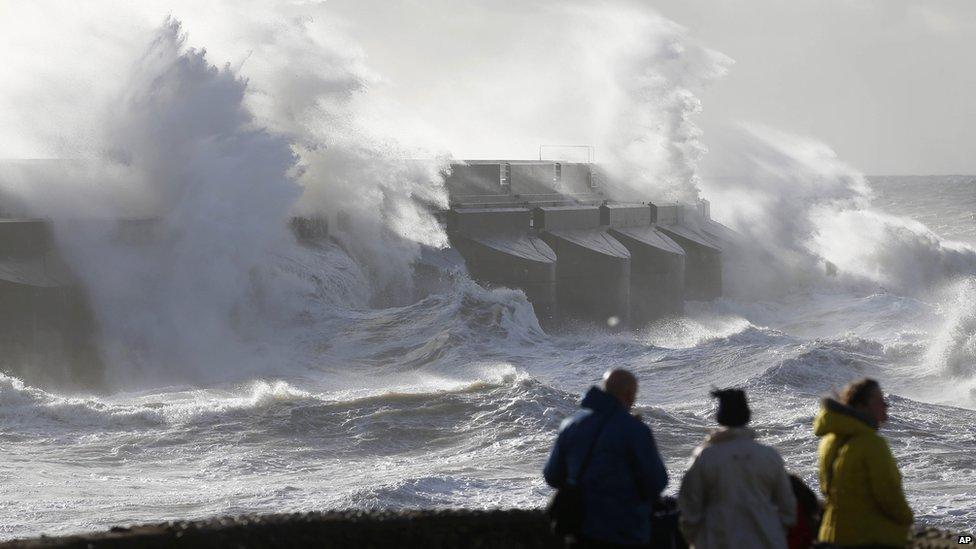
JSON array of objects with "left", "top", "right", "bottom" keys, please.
[{"left": 813, "top": 398, "right": 913, "bottom": 547}]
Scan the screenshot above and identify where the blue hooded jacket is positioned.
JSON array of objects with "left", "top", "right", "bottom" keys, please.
[{"left": 544, "top": 386, "right": 669, "bottom": 546}]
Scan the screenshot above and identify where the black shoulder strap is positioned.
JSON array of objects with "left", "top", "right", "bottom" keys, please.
[{"left": 570, "top": 409, "right": 616, "bottom": 486}]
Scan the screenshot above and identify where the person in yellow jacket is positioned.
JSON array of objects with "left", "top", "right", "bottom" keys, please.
[{"left": 813, "top": 378, "right": 913, "bottom": 548}]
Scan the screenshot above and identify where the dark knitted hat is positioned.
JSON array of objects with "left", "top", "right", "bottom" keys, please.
[{"left": 711, "top": 388, "right": 750, "bottom": 427}]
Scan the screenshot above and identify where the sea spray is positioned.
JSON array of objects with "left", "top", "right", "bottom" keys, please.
[
  {"left": 699, "top": 125, "right": 871, "bottom": 299},
  {"left": 212, "top": 8, "right": 452, "bottom": 305},
  {"left": 0, "top": 8, "right": 454, "bottom": 385},
  {"left": 926, "top": 278, "right": 976, "bottom": 381},
  {"left": 57, "top": 20, "right": 301, "bottom": 386},
  {"left": 811, "top": 210, "right": 976, "bottom": 294},
  {"left": 573, "top": 5, "right": 732, "bottom": 205},
  {"left": 701, "top": 125, "right": 976, "bottom": 299},
  {"left": 0, "top": 20, "right": 305, "bottom": 387}
]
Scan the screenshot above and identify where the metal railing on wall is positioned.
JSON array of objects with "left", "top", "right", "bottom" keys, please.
[{"left": 538, "top": 145, "right": 594, "bottom": 164}]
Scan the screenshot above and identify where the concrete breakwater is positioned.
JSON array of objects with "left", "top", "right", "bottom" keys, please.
[
  {"left": 1, "top": 160, "right": 726, "bottom": 385},
  {"left": 0, "top": 215, "right": 329, "bottom": 388},
  {"left": 0, "top": 510, "right": 969, "bottom": 549},
  {"left": 0, "top": 219, "right": 100, "bottom": 387},
  {"left": 443, "top": 161, "right": 725, "bottom": 326}
]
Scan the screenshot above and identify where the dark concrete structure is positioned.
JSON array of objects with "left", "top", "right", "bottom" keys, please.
[
  {"left": 0, "top": 214, "right": 332, "bottom": 387},
  {"left": 0, "top": 159, "right": 730, "bottom": 371},
  {"left": 289, "top": 216, "right": 328, "bottom": 242},
  {"left": 601, "top": 204, "right": 686, "bottom": 322},
  {"left": 443, "top": 160, "right": 729, "bottom": 325},
  {"left": 533, "top": 205, "right": 630, "bottom": 324},
  {"left": 656, "top": 204, "right": 723, "bottom": 301},
  {"left": 447, "top": 208, "right": 557, "bottom": 319},
  {"left": 0, "top": 219, "right": 100, "bottom": 387},
  {"left": 445, "top": 161, "right": 603, "bottom": 208}
]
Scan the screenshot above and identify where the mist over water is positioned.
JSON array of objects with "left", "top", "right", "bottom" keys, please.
[{"left": 1, "top": 1, "right": 975, "bottom": 541}]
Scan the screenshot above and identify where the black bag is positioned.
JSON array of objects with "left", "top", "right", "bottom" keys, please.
[
  {"left": 547, "top": 411, "right": 614, "bottom": 539},
  {"left": 547, "top": 484, "right": 585, "bottom": 538},
  {"left": 649, "top": 496, "right": 688, "bottom": 549}
]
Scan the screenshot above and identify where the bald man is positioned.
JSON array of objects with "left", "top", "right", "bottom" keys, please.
[{"left": 544, "top": 369, "right": 669, "bottom": 548}]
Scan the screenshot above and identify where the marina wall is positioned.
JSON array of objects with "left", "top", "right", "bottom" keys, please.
[
  {"left": 0, "top": 216, "right": 329, "bottom": 386},
  {"left": 443, "top": 161, "right": 725, "bottom": 325},
  {"left": 602, "top": 204, "right": 686, "bottom": 321},
  {"left": 447, "top": 208, "right": 557, "bottom": 318},
  {"left": 656, "top": 204, "right": 723, "bottom": 301},
  {"left": 535, "top": 205, "right": 631, "bottom": 324},
  {"left": 0, "top": 219, "right": 100, "bottom": 387}
]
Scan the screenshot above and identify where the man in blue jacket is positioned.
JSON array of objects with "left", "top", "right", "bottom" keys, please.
[{"left": 544, "top": 369, "right": 669, "bottom": 547}]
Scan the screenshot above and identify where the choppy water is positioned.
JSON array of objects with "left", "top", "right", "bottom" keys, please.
[{"left": 1, "top": 176, "right": 975, "bottom": 540}]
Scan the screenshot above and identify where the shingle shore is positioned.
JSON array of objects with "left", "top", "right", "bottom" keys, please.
[{"left": 0, "top": 510, "right": 969, "bottom": 548}]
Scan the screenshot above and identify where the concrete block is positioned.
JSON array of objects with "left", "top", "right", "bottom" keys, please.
[
  {"left": 600, "top": 204, "right": 652, "bottom": 228},
  {"left": 657, "top": 225, "right": 722, "bottom": 301},
  {"left": 445, "top": 164, "right": 506, "bottom": 198},
  {"left": 0, "top": 220, "right": 101, "bottom": 389},
  {"left": 510, "top": 162, "right": 594, "bottom": 196},
  {"left": 556, "top": 163, "right": 595, "bottom": 194},
  {"left": 540, "top": 229, "right": 630, "bottom": 325},
  {"left": 656, "top": 204, "right": 680, "bottom": 226},
  {"left": 510, "top": 163, "right": 558, "bottom": 195},
  {"left": 450, "top": 233, "right": 557, "bottom": 320},
  {"left": 0, "top": 219, "right": 53, "bottom": 256},
  {"left": 290, "top": 216, "right": 329, "bottom": 242},
  {"left": 532, "top": 206, "right": 601, "bottom": 231},
  {"left": 610, "top": 226, "right": 685, "bottom": 321},
  {"left": 449, "top": 208, "right": 532, "bottom": 236}
]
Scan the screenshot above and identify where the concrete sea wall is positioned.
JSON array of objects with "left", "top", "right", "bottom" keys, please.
[
  {"left": 443, "top": 161, "right": 725, "bottom": 325},
  {"left": 0, "top": 510, "right": 969, "bottom": 549}
]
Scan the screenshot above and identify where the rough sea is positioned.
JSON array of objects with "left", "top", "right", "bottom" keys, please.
[{"left": 1, "top": 175, "right": 974, "bottom": 540}]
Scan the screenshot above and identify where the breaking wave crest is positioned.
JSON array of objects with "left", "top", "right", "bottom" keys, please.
[{"left": 926, "top": 278, "right": 976, "bottom": 383}]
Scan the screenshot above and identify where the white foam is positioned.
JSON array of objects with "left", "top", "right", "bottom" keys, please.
[
  {"left": 640, "top": 314, "right": 755, "bottom": 349},
  {"left": 924, "top": 278, "right": 976, "bottom": 405}
]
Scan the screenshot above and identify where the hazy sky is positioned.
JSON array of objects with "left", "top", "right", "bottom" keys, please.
[
  {"left": 325, "top": 0, "right": 976, "bottom": 175},
  {"left": 2, "top": 0, "right": 974, "bottom": 175},
  {"left": 651, "top": 0, "right": 976, "bottom": 176}
]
